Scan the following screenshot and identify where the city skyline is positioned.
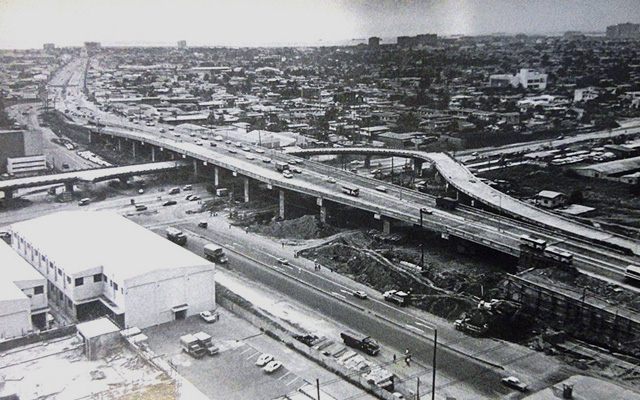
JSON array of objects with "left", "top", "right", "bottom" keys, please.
[{"left": 1, "top": 0, "right": 639, "bottom": 49}]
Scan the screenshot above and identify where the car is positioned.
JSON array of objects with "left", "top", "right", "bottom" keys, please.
[
  {"left": 288, "top": 160, "right": 298, "bottom": 165},
  {"left": 255, "top": 148, "right": 265, "bottom": 154},
  {"left": 183, "top": 185, "right": 193, "bottom": 191},
  {"left": 190, "top": 132, "right": 197, "bottom": 137},
  {"left": 214, "top": 135, "right": 223, "bottom": 141},
  {"left": 135, "top": 204, "right": 148, "bottom": 211},
  {"left": 195, "top": 140, "right": 203, "bottom": 146},
  {"left": 282, "top": 171, "right": 293, "bottom": 179},
  {"left": 420, "top": 207, "right": 433, "bottom": 215},
  {"left": 201, "top": 135, "right": 208, "bottom": 140},
  {"left": 169, "top": 187, "right": 181, "bottom": 194},
  {"left": 255, "top": 353, "right": 274, "bottom": 367},
  {"left": 242, "top": 146, "right": 250, "bottom": 152},
  {"left": 173, "top": 132, "right": 181, "bottom": 137},
  {"left": 228, "top": 148, "right": 237, "bottom": 154},
  {"left": 190, "top": 195, "right": 201, "bottom": 201},
  {"left": 225, "top": 140, "right": 232, "bottom": 144},
  {"left": 62, "top": 163, "right": 70, "bottom": 169},
  {"left": 375, "top": 185, "right": 387, "bottom": 192},
  {"left": 326, "top": 177, "right": 336, "bottom": 184},
  {"left": 277, "top": 257, "right": 289, "bottom": 265},
  {"left": 290, "top": 166, "right": 302, "bottom": 174},
  {"left": 78, "top": 198, "right": 91, "bottom": 206},
  {"left": 501, "top": 376, "right": 528, "bottom": 392},
  {"left": 138, "top": 189, "right": 145, "bottom": 194},
  {"left": 185, "top": 194, "right": 195, "bottom": 201},
  {"left": 261, "top": 157, "right": 272, "bottom": 163},
  {"left": 199, "top": 310, "right": 220, "bottom": 323},
  {"left": 246, "top": 154, "right": 255, "bottom": 160},
  {"left": 198, "top": 221, "right": 208, "bottom": 228},
  {"left": 392, "top": 393, "right": 405, "bottom": 399},
  {"left": 235, "top": 142, "right": 243, "bottom": 148},
  {"left": 263, "top": 360, "right": 282, "bottom": 373},
  {"left": 209, "top": 142, "right": 217, "bottom": 147},
  {"left": 159, "top": 128, "right": 166, "bottom": 133},
  {"left": 163, "top": 200, "right": 177, "bottom": 206},
  {"left": 353, "top": 290, "right": 368, "bottom": 299}
]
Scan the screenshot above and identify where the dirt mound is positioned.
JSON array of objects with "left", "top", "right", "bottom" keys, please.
[{"left": 251, "top": 214, "right": 339, "bottom": 240}]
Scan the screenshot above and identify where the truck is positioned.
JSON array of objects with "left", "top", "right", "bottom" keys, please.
[
  {"left": 383, "top": 290, "right": 410, "bottom": 307},
  {"left": 215, "top": 188, "right": 229, "bottom": 197},
  {"left": 193, "top": 331, "right": 219, "bottom": 355},
  {"left": 275, "top": 161, "right": 289, "bottom": 172},
  {"left": 180, "top": 334, "right": 206, "bottom": 358},
  {"left": 435, "top": 196, "right": 458, "bottom": 210},
  {"left": 166, "top": 227, "right": 187, "bottom": 246},
  {"left": 340, "top": 330, "right": 380, "bottom": 356},
  {"left": 204, "top": 243, "right": 228, "bottom": 264}
]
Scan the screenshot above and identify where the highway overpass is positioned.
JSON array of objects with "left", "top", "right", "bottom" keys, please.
[{"left": 0, "top": 161, "right": 188, "bottom": 199}]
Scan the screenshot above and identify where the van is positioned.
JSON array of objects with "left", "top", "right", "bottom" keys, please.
[
  {"left": 78, "top": 198, "right": 91, "bottom": 206},
  {"left": 169, "top": 187, "right": 181, "bottom": 195}
]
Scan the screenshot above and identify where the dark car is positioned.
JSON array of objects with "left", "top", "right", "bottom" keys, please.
[
  {"left": 163, "top": 200, "right": 177, "bottom": 206},
  {"left": 135, "top": 204, "right": 148, "bottom": 211}
]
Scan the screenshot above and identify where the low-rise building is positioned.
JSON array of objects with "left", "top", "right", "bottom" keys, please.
[
  {"left": 9, "top": 211, "right": 215, "bottom": 329},
  {"left": 535, "top": 190, "right": 567, "bottom": 208}
]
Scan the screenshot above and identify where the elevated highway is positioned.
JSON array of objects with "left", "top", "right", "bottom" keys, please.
[
  {"left": 286, "top": 147, "right": 640, "bottom": 256},
  {"left": 0, "top": 161, "right": 188, "bottom": 198}
]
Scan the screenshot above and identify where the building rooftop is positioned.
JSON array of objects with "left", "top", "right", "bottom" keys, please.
[
  {"left": 576, "top": 155, "right": 640, "bottom": 175},
  {"left": 0, "top": 240, "right": 43, "bottom": 283},
  {"left": 0, "top": 278, "right": 28, "bottom": 302},
  {"left": 537, "top": 190, "right": 565, "bottom": 199},
  {"left": 9, "top": 211, "right": 212, "bottom": 281},
  {"left": 77, "top": 317, "right": 120, "bottom": 339}
]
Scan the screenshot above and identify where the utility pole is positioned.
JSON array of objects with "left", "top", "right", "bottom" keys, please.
[
  {"left": 316, "top": 378, "right": 320, "bottom": 400},
  {"left": 431, "top": 329, "right": 437, "bottom": 400},
  {"left": 416, "top": 376, "right": 420, "bottom": 400}
]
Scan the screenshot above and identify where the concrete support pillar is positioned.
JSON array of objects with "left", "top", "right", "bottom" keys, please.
[
  {"left": 64, "top": 181, "right": 74, "bottom": 193},
  {"left": 319, "top": 206, "right": 327, "bottom": 223},
  {"left": 193, "top": 159, "right": 198, "bottom": 176},
  {"left": 2, "top": 189, "right": 13, "bottom": 200},
  {"left": 117, "top": 138, "right": 122, "bottom": 152},
  {"left": 214, "top": 166, "right": 220, "bottom": 187},
  {"left": 243, "top": 177, "right": 250, "bottom": 203},
  {"left": 382, "top": 219, "right": 391, "bottom": 235},
  {"left": 364, "top": 156, "right": 371, "bottom": 168},
  {"left": 132, "top": 141, "right": 137, "bottom": 158},
  {"left": 151, "top": 146, "right": 156, "bottom": 162},
  {"left": 278, "top": 190, "right": 285, "bottom": 219},
  {"left": 414, "top": 159, "right": 423, "bottom": 177}
]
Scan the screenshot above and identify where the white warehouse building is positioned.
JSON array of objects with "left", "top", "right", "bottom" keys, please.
[
  {"left": 0, "top": 240, "right": 48, "bottom": 339},
  {"left": 9, "top": 211, "right": 215, "bottom": 329}
]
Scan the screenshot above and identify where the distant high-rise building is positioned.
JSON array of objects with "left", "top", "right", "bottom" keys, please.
[
  {"left": 43, "top": 43, "right": 55, "bottom": 51},
  {"left": 606, "top": 22, "right": 640, "bottom": 38},
  {"left": 368, "top": 37, "right": 381, "bottom": 47},
  {"left": 84, "top": 42, "right": 101, "bottom": 55},
  {"left": 177, "top": 40, "right": 187, "bottom": 49},
  {"left": 397, "top": 36, "right": 413, "bottom": 47},
  {"left": 489, "top": 69, "right": 548, "bottom": 90},
  {"left": 397, "top": 33, "right": 437, "bottom": 47}
]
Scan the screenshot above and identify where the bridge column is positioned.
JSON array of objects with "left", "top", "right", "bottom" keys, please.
[
  {"left": 364, "top": 156, "right": 371, "bottom": 168},
  {"left": 192, "top": 159, "right": 198, "bottom": 176},
  {"left": 278, "top": 190, "right": 285, "bottom": 219},
  {"left": 64, "top": 182, "right": 74, "bottom": 193},
  {"left": 317, "top": 197, "right": 327, "bottom": 223},
  {"left": 151, "top": 146, "right": 156, "bottom": 162},
  {"left": 117, "top": 138, "right": 122, "bottom": 152},
  {"left": 243, "top": 177, "right": 250, "bottom": 203},
  {"left": 382, "top": 219, "right": 391, "bottom": 235},
  {"left": 414, "top": 159, "right": 423, "bottom": 177},
  {"left": 214, "top": 166, "right": 220, "bottom": 187},
  {"left": 132, "top": 141, "right": 137, "bottom": 158}
]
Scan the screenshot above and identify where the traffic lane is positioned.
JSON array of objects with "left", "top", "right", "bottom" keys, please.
[{"left": 197, "top": 242, "right": 508, "bottom": 398}]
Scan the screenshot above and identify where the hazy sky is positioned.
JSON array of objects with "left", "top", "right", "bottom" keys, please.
[{"left": 1, "top": 0, "right": 639, "bottom": 49}]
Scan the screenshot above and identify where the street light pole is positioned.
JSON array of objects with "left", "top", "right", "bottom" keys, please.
[{"left": 431, "top": 329, "right": 437, "bottom": 400}]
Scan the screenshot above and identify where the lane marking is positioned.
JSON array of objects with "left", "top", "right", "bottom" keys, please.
[{"left": 278, "top": 371, "right": 292, "bottom": 381}]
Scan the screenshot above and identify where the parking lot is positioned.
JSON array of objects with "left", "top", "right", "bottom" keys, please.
[{"left": 143, "top": 308, "right": 374, "bottom": 400}]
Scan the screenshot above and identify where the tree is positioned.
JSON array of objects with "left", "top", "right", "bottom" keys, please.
[
  {"left": 568, "top": 190, "right": 583, "bottom": 204},
  {"left": 396, "top": 112, "right": 420, "bottom": 133}
]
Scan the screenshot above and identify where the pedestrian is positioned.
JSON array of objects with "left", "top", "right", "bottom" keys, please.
[
  {"left": 245, "top": 227, "right": 249, "bottom": 233},
  {"left": 282, "top": 241, "right": 285, "bottom": 248},
  {"left": 393, "top": 354, "right": 397, "bottom": 363},
  {"left": 229, "top": 223, "right": 231, "bottom": 229}
]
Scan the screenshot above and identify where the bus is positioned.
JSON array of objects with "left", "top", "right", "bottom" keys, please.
[
  {"left": 520, "top": 234, "right": 547, "bottom": 251},
  {"left": 341, "top": 185, "right": 360, "bottom": 197},
  {"left": 204, "top": 243, "right": 228, "bottom": 264},
  {"left": 544, "top": 246, "right": 573, "bottom": 264},
  {"left": 625, "top": 265, "right": 640, "bottom": 282}
]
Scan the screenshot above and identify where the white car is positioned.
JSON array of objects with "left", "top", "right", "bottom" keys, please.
[
  {"left": 326, "top": 177, "right": 336, "bottom": 184},
  {"left": 501, "top": 376, "right": 528, "bottom": 392},
  {"left": 282, "top": 171, "right": 293, "bottom": 179},
  {"left": 246, "top": 154, "right": 255, "bottom": 160},
  {"left": 199, "top": 310, "right": 219, "bottom": 323},
  {"left": 353, "top": 290, "right": 368, "bottom": 299},
  {"left": 255, "top": 148, "right": 265, "bottom": 154},
  {"left": 262, "top": 158, "right": 272, "bottom": 163},
  {"left": 263, "top": 360, "right": 282, "bottom": 373},
  {"left": 255, "top": 353, "right": 274, "bottom": 367},
  {"left": 277, "top": 257, "right": 289, "bottom": 265},
  {"left": 242, "top": 146, "right": 250, "bottom": 152},
  {"left": 195, "top": 140, "right": 203, "bottom": 146},
  {"left": 375, "top": 185, "right": 387, "bottom": 192}
]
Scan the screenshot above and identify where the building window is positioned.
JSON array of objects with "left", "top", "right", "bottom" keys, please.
[
  {"left": 66, "top": 276, "right": 71, "bottom": 285},
  {"left": 93, "top": 273, "right": 103, "bottom": 283},
  {"left": 113, "top": 282, "right": 119, "bottom": 291},
  {"left": 75, "top": 277, "right": 84, "bottom": 287},
  {"left": 34, "top": 286, "right": 44, "bottom": 295},
  {"left": 57, "top": 268, "right": 62, "bottom": 275}
]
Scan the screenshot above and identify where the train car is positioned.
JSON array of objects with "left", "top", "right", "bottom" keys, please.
[{"left": 625, "top": 265, "right": 640, "bottom": 282}]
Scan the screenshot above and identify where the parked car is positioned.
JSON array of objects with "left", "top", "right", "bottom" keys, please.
[
  {"left": 198, "top": 221, "right": 208, "bottom": 228},
  {"left": 62, "top": 163, "right": 70, "bottom": 169},
  {"left": 263, "top": 360, "right": 282, "bottom": 373},
  {"left": 501, "top": 376, "right": 528, "bottom": 392},
  {"left": 255, "top": 353, "right": 274, "bottom": 367},
  {"left": 183, "top": 185, "right": 193, "bottom": 191},
  {"left": 135, "top": 204, "right": 148, "bottom": 211},
  {"left": 169, "top": 187, "right": 181, "bottom": 194},
  {"left": 162, "top": 200, "right": 177, "bottom": 206},
  {"left": 199, "top": 310, "right": 220, "bottom": 323},
  {"left": 353, "top": 290, "right": 368, "bottom": 299},
  {"left": 255, "top": 149, "right": 265, "bottom": 154},
  {"left": 78, "top": 198, "right": 91, "bottom": 206},
  {"left": 246, "top": 154, "right": 255, "bottom": 160},
  {"left": 326, "top": 177, "right": 336, "bottom": 184}
]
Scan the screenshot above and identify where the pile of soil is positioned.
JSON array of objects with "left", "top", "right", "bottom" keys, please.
[{"left": 250, "top": 215, "right": 339, "bottom": 240}]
